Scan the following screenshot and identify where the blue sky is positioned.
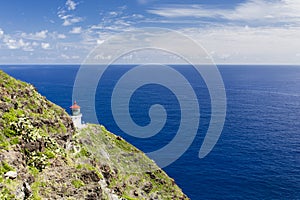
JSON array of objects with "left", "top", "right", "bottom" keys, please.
[{"left": 0, "top": 0, "right": 300, "bottom": 64}]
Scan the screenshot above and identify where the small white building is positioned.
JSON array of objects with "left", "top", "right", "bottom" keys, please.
[{"left": 70, "top": 101, "right": 84, "bottom": 129}]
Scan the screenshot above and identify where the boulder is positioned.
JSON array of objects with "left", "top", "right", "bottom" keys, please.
[{"left": 4, "top": 171, "right": 17, "bottom": 179}]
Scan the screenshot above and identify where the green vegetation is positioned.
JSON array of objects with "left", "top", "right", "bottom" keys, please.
[
  {"left": 122, "top": 195, "right": 139, "bottom": 200},
  {"left": 28, "top": 166, "right": 40, "bottom": 178},
  {"left": 0, "top": 70, "right": 188, "bottom": 199},
  {"left": 30, "top": 181, "right": 43, "bottom": 200},
  {"left": 0, "top": 161, "right": 17, "bottom": 199},
  {"left": 1, "top": 161, "right": 14, "bottom": 173},
  {"left": 77, "top": 124, "right": 188, "bottom": 199},
  {"left": 71, "top": 179, "right": 85, "bottom": 188},
  {"left": 0, "top": 187, "right": 15, "bottom": 199},
  {"left": 75, "top": 146, "right": 90, "bottom": 158}
]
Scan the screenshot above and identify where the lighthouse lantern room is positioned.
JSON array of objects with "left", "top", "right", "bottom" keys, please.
[{"left": 70, "top": 101, "right": 83, "bottom": 128}]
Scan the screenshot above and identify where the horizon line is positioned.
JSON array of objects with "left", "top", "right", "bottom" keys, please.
[{"left": 1, "top": 63, "right": 300, "bottom": 66}]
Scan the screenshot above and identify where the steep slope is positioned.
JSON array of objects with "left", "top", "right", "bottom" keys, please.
[{"left": 0, "top": 70, "right": 188, "bottom": 200}]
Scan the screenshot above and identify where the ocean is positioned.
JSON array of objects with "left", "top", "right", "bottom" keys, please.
[{"left": 1, "top": 65, "right": 299, "bottom": 200}]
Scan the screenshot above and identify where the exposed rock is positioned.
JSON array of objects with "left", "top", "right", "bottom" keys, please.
[
  {"left": 80, "top": 170, "right": 100, "bottom": 183},
  {"left": 23, "top": 139, "right": 45, "bottom": 152},
  {"left": 100, "top": 164, "right": 113, "bottom": 184},
  {"left": 150, "top": 192, "right": 159, "bottom": 200},
  {"left": 23, "top": 181, "right": 32, "bottom": 199},
  {"left": 116, "top": 136, "right": 122, "bottom": 141},
  {"left": 0, "top": 70, "right": 189, "bottom": 199},
  {"left": 84, "top": 185, "right": 102, "bottom": 200},
  {"left": 134, "top": 189, "right": 139, "bottom": 195},
  {"left": 4, "top": 171, "right": 17, "bottom": 179},
  {"left": 15, "top": 185, "right": 25, "bottom": 200},
  {"left": 142, "top": 181, "right": 153, "bottom": 193},
  {"left": 146, "top": 171, "right": 156, "bottom": 179}
]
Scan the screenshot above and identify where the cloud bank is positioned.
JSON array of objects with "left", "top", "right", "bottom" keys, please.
[{"left": 1, "top": 0, "right": 300, "bottom": 64}]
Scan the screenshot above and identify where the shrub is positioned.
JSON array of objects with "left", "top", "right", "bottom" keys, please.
[{"left": 71, "top": 179, "right": 85, "bottom": 188}]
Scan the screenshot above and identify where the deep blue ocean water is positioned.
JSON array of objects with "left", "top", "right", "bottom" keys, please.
[{"left": 1, "top": 65, "right": 299, "bottom": 200}]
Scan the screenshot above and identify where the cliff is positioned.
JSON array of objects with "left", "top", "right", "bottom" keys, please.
[{"left": 0, "top": 70, "right": 188, "bottom": 200}]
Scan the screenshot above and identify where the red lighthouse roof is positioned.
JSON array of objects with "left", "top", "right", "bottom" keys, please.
[{"left": 70, "top": 101, "right": 80, "bottom": 109}]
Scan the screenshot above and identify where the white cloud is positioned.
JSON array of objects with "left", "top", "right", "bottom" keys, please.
[
  {"left": 181, "top": 26, "right": 300, "bottom": 64},
  {"left": 97, "top": 39, "right": 105, "bottom": 45},
  {"left": 226, "top": 0, "right": 300, "bottom": 22},
  {"left": 32, "top": 42, "right": 39, "bottom": 47},
  {"left": 77, "top": 8, "right": 144, "bottom": 49},
  {"left": 0, "top": 28, "right": 4, "bottom": 38},
  {"left": 18, "top": 39, "right": 34, "bottom": 51},
  {"left": 64, "top": 16, "right": 83, "bottom": 26},
  {"left": 74, "top": 24, "right": 300, "bottom": 64},
  {"left": 5, "top": 39, "right": 18, "bottom": 49},
  {"left": 57, "top": 5, "right": 83, "bottom": 26},
  {"left": 61, "top": 54, "right": 70, "bottom": 59},
  {"left": 41, "top": 42, "right": 50, "bottom": 49},
  {"left": 148, "top": 0, "right": 300, "bottom": 25},
  {"left": 35, "top": 30, "right": 48, "bottom": 39},
  {"left": 70, "top": 27, "right": 82, "bottom": 34},
  {"left": 108, "top": 11, "right": 118, "bottom": 17},
  {"left": 66, "top": 0, "right": 78, "bottom": 11},
  {"left": 48, "top": 32, "right": 67, "bottom": 40},
  {"left": 3, "top": 36, "right": 34, "bottom": 51},
  {"left": 58, "top": 12, "right": 83, "bottom": 26},
  {"left": 2, "top": 1, "right": 299, "bottom": 64},
  {"left": 142, "top": 0, "right": 300, "bottom": 64},
  {"left": 57, "top": 34, "right": 66, "bottom": 39},
  {"left": 20, "top": 30, "right": 48, "bottom": 40},
  {"left": 88, "top": 13, "right": 142, "bottom": 34}
]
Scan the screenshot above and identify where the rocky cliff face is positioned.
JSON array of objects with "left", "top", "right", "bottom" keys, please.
[{"left": 0, "top": 70, "right": 189, "bottom": 200}]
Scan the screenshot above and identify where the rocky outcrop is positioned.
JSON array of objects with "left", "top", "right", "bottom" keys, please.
[{"left": 0, "top": 70, "right": 189, "bottom": 199}]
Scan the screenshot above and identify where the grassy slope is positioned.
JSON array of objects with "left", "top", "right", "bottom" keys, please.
[
  {"left": 79, "top": 124, "right": 188, "bottom": 199},
  {"left": 0, "top": 70, "right": 188, "bottom": 200}
]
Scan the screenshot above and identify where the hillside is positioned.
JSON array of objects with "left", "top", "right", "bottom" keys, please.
[{"left": 0, "top": 70, "right": 188, "bottom": 200}]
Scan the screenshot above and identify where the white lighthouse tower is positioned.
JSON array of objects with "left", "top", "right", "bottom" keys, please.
[{"left": 70, "top": 101, "right": 83, "bottom": 129}]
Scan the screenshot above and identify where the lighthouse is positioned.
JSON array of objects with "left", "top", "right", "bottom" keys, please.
[{"left": 70, "top": 101, "right": 83, "bottom": 128}]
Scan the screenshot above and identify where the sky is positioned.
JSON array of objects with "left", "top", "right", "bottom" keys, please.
[{"left": 0, "top": 0, "right": 300, "bottom": 64}]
